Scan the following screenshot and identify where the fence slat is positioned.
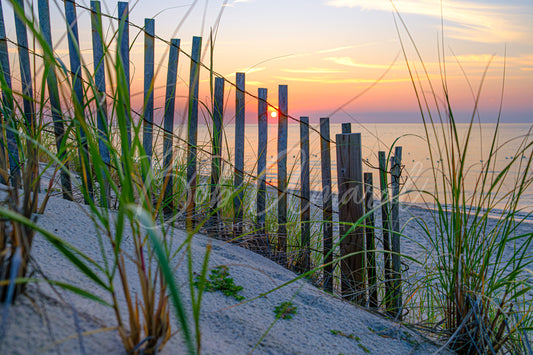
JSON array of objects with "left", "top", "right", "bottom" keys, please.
[
  {"left": 65, "top": 0, "right": 93, "bottom": 202},
  {"left": 209, "top": 77, "right": 224, "bottom": 232},
  {"left": 162, "top": 38, "right": 180, "bottom": 213},
  {"left": 277, "top": 84, "right": 288, "bottom": 265},
  {"left": 186, "top": 36, "right": 202, "bottom": 230},
  {"left": 342, "top": 123, "right": 351, "bottom": 134},
  {"left": 378, "top": 150, "right": 392, "bottom": 311},
  {"left": 14, "top": 0, "right": 38, "bottom": 192},
  {"left": 90, "top": 0, "right": 110, "bottom": 207},
  {"left": 143, "top": 18, "right": 155, "bottom": 166},
  {"left": 320, "top": 117, "right": 333, "bottom": 293},
  {"left": 39, "top": 0, "right": 73, "bottom": 201},
  {"left": 234, "top": 72, "right": 245, "bottom": 234},
  {"left": 0, "top": 1, "right": 6, "bottom": 183},
  {"left": 299, "top": 116, "right": 310, "bottom": 272},
  {"left": 257, "top": 88, "right": 268, "bottom": 232},
  {"left": 117, "top": 2, "right": 131, "bottom": 147},
  {"left": 14, "top": 0, "right": 33, "bottom": 130},
  {"left": 336, "top": 132, "right": 365, "bottom": 305},
  {"left": 0, "top": 1, "right": 20, "bottom": 187},
  {"left": 391, "top": 146, "right": 402, "bottom": 319},
  {"left": 364, "top": 172, "right": 377, "bottom": 308}
]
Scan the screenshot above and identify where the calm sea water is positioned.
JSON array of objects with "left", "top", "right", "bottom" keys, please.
[{"left": 164, "top": 123, "right": 532, "bottom": 218}]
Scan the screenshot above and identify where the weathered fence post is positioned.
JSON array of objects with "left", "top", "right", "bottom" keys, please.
[
  {"left": 209, "top": 77, "right": 224, "bottom": 233},
  {"left": 13, "top": 0, "right": 33, "bottom": 131},
  {"left": 90, "top": 0, "right": 111, "bottom": 207},
  {"left": 342, "top": 123, "right": 351, "bottom": 134},
  {"left": 234, "top": 72, "right": 245, "bottom": 234},
  {"left": 162, "top": 38, "right": 180, "bottom": 213},
  {"left": 38, "top": 0, "right": 73, "bottom": 201},
  {"left": 0, "top": 1, "right": 20, "bottom": 188},
  {"left": 364, "top": 172, "right": 377, "bottom": 308},
  {"left": 336, "top": 132, "right": 365, "bottom": 305},
  {"left": 143, "top": 18, "right": 155, "bottom": 167},
  {"left": 65, "top": 0, "right": 94, "bottom": 202},
  {"left": 277, "top": 84, "right": 288, "bottom": 265},
  {"left": 117, "top": 1, "right": 131, "bottom": 147},
  {"left": 390, "top": 146, "right": 402, "bottom": 319},
  {"left": 320, "top": 117, "right": 333, "bottom": 293},
  {"left": 14, "top": 0, "right": 38, "bottom": 193},
  {"left": 378, "top": 151, "right": 392, "bottom": 311},
  {"left": 299, "top": 116, "right": 310, "bottom": 272},
  {"left": 257, "top": 88, "right": 268, "bottom": 238},
  {"left": 186, "top": 36, "right": 202, "bottom": 231}
]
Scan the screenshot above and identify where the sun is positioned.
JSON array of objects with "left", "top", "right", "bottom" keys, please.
[{"left": 270, "top": 111, "right": 278, "bottom": 119}]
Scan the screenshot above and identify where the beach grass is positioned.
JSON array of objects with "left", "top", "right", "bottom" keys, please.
[
  {"left": 393, "top": 7, "right": 533, "bottom": 354},
  {"left": 0, "top": 1, "right": 532, "bottom": 354}
]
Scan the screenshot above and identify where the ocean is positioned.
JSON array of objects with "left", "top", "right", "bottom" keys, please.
[{"left": 162, "top": 122, "right": 532, "bottom": 219}]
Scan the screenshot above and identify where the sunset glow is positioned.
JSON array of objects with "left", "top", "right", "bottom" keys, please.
[
  {"left": 0, "top": 0, "right": 530, "bottom": 123},
  {"left": 0, "top": 2, "right": 531, "bottom": 352}
]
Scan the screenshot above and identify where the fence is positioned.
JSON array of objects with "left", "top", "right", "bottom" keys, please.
[{"left": 0, "top": 0, "right": 405, "bottom": 317}]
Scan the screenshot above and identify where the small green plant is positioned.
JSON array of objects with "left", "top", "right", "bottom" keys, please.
[
  {"left": 402, "top": 331, "right": 417, "bottom": 346},
  {"left": 357, "top": 343, "right": 370, "bottom": 353},
  {"left": 331, "top": 329, "right": 369, "bottom": 352},
  {"left": 195, "top": 266, "right": 245, "bottom": 301},
  {"left": 274, "top": 301, "right": 298, "bottom": 320},
  {"left": 330, "top": 329, "right": 360, "bottom": 341}
]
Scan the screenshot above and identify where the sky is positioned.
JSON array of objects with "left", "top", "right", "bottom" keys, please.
[{"left": 2, "top": 0, "right": 532, "bottom": 123}]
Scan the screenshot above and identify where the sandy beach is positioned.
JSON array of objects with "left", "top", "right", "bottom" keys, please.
[{"left": 0, "top": 186, "right": 456, "bottom": 354}]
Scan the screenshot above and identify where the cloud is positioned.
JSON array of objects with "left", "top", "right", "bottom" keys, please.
[
  {"left": 446, "top": 53, "right": 533, "bottom": 71},
  {"left": 282, "top": 68, "right": 348, "bottom": 74},
  {"left": 516, "top": 55, "right": 533, "bottom": 71},
  {"left": 325, "top": 56, "right": 395, "bottom": 69},
  {"left": 243, "top": 67, "right": 266, "bottom": 74},
  {"left": 275, "top": 76, "right": 409, "bottom": 84},
  {"left": 324, "top": 0, "right": 529, "bottom": 43},
  {"left": 322, "top": 52, "right": 532, "bottom": 74},
  {"left": 317, "top": 45, "right": 357, "bottom": 54},
  {"left": 223, "top": 0, "right": 250, "bottom": 7},
  {"left": 275, "top": 72, "right": 516, "bottom": 84},
  {"left": 243, "top": 80, "right": 263, "bottom": 86},
  {"left": 225, "top": 67, "right": 266, "bottom": 77}
]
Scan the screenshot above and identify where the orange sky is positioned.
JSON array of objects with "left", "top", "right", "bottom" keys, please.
[{"left": 1, "top": 0, "right": 532, "bottom": 123}]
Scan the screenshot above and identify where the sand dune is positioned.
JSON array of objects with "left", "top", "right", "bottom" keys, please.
[{"left": 0, "top": 192, "right": 452, "bottom": 354}]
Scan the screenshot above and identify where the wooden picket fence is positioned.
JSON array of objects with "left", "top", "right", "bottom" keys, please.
[{"left": 0, "top": 0, "right": 405, "bottom": 317}]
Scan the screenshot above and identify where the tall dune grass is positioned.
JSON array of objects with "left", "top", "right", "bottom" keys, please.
[
  {"left": 393, "top": 8, "right": 533, "bottom": 354},
  {"left": 0, "top": 1, "right": 210, "bottom": 353},
  {"left": 1, "top": 1, "right": 531, "bottom": 354}
]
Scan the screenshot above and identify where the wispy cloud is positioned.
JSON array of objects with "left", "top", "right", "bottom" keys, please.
[
  {"left": 446, "top": 53, "right": 533, "bottom": 71},
  {"left": 325, "top": 56, "right": 394, "bottom": 69},
  {"left": 275, "top": 73, "right": 514, "bottom": 84},
  {"left": 275, "top": 76, "right": 409, "bottom": 84},
  {"left": 223, "top": 0, "right": 250, "bottom": 7},
  {"left": 324, "top": 0, "right": 529, "bottom": 43},
  {"left": 516, "top": 55, "right": 533, "bottom": 71},
  {"left": 244, "top": 67, "right": 266, "bottom": 74},
  {"left": 282, "top": 67, "right": 348, "bottom": 74},
  {"left": 317, "top": 45, "right": 357, "bottom": 54},
  {"left": 226, "top": 67, "right": 266, "bottom": 77},
  {"left": 243, "top": 80, "right": 264, "bottom": 86}
]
